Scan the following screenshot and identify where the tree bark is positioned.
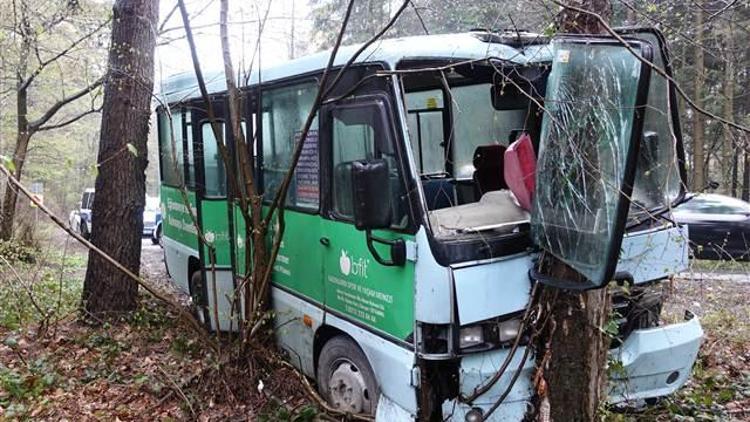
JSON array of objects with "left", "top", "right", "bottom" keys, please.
[
  {"left": 692, "top": 5, "right": 706, "bottom": 190},
  {"left": 529, "top": 2, "right": 613, "bottom": 421},
  {"left": 0, "top": 19, "right": 32, "bottom": 241},
  {"left": 743, "top": 145, "right": 750, "bottom": 202},
  {"left": 721, "top": 27, "right": 735, "bottom": 195},
  {"left": 82, "top": 0, "right": 158, "bottom": 316},
  {"left": 0, "top": 97, "right": 31, "bottom": 240}
]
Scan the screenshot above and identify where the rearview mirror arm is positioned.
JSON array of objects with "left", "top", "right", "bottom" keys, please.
[{"left": 365, "top": 230, "right": 406, "bottom": 267}]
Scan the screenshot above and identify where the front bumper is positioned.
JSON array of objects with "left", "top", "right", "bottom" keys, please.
[
  {"left": 608, "top": 313, "right": 703, "bottom": 404},
  {"left": 441, "top": 314, "right": 703, "bottom": 421}
]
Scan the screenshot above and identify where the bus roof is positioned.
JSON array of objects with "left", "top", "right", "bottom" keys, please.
[{"left": 158, "top": 31, "right": 553, "bottom": 105}]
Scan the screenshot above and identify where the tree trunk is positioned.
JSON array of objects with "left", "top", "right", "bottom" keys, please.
[
  {"left": 692, "top": 5, "right": 706, "bottom": 190},
  {"left": 82, "top": 0, "right": 158, "bottom": 316},
  {"left": 529, "top": 2, "right": 613, "bottom": 421},
  {"left": 743, "top": 145, "right": 750, "bottom": 202},
  {"left": 721, "top": 29, "right": 734, "bottom": 195},
  {"left": 0, "top": 27, "right": 32, "bottom": 241},
  {"left": 0, "top": 131, "right": 31, "bottom": 240}
]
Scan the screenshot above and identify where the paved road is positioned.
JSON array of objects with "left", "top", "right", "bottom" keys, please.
[{"left": 677, "top": 271, "right": 749, "bottom": 283}]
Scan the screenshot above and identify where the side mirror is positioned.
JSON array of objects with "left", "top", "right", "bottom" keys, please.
[
  {"left": 351, "top": 159, "right": 392, "bottom": 230},
  {"left": 350, "top": 159, "right": 405, "bottom": 267}
]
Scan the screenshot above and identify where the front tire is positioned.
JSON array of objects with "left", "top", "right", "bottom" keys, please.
[{"left": 317, "top": 336, "right": 380, "bottom": 415}]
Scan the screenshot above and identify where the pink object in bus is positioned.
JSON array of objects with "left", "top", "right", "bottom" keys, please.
[{"left": 504, "top": 133, "right": 536, "bottom": 211}]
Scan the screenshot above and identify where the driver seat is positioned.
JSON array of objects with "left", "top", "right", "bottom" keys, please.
[{"left": 472, "top": 144, "right": 507, "bottom": 197}]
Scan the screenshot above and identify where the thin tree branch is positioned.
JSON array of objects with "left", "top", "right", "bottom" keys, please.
[
  {"left": 37, "top": 105, "right": 103, "bottom": 132},
  {"left": 28, "top": 77, "right": 103, "bottom": 130},
  {"left": 549, "top": 0, "right": 750, "bottom": 135},
  {"left": 19, "top": 18, "right": 110, "bottom": 93}
]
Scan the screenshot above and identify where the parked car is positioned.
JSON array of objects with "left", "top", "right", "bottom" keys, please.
[
  {"left": 143, "top": 196, "right": 162, "bottom": 239},
  {"left": 673, "top": 193, "right": 750, "bottom": 260},
  {"left": 69, "top": 188, "right": 94, "bottom": 240}
]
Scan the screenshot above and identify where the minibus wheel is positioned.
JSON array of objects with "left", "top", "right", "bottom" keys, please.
[
  {"left": 189, "top": 271, "right": 210, "bottom": 328},
  {"left": 317, "top": 336, "right": 380, "bottom": 415}
]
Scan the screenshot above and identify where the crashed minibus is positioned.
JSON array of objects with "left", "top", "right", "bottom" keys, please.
[{"left": 156, "top": 27, "right": 702, "bottom": 420}]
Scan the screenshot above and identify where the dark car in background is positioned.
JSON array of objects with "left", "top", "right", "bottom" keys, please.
[{"left": 674, "top": 193, "right": 750, "bottom": 261}]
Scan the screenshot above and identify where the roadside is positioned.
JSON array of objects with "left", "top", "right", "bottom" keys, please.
[{"left": 642, "top": 270, "right": 750, "bottom": 421}]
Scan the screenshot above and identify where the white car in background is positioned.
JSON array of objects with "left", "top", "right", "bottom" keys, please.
[
  {"left": 143, "top": 196, "right": 162, "bottom": 242},
  {"left": 69, "top": 188, "right": 94, "bottom": 240}
]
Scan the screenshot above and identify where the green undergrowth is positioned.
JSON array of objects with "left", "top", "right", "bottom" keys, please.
[{"left": 0, "top": 242, "right": 87, "bottom": 330}]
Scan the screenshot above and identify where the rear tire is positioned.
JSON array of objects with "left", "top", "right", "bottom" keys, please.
[
  {"left": 317, "top": 336, "right": 380, "bottom": 415},
  {"left": 189, "top": 271, "right": 210, "bottom": 328}
]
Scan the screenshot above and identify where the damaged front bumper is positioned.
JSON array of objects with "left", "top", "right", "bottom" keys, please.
[
  {"left": 608, "top": 312, "right": 703, "bottom": 404},
  {"left": 441, "top": 313, "right": 703, "bottom": 421}
]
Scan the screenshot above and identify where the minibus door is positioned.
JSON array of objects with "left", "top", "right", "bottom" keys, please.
[
  {"left": 191, "top": 103, "right": 237, "bottom": 331},
  {"left": 529, "top": 36, "right": 654, "bottom": 289},
  {"left": 320, "top": 94, "right": 416, "bottom": 342}
]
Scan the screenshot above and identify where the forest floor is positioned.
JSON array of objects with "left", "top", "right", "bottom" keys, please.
[
  {"left": 0, "top": 233, "right": 748, "bottom": 421},
  {"left": 0, "top": 236, "right": 311, "bottom": 421}
]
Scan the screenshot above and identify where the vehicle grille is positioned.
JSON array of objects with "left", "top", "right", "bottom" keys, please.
[{"left": 610, "top": 283, "right": 663, "bottom": 349}]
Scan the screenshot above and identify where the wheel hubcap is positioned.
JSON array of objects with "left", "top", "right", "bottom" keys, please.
[{"left": 328, "top": 360, "right": 370, "bottom": 413}]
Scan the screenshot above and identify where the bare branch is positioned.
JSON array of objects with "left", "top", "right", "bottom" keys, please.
[
  {"left": 37, "top": 104, "right": 103, "bottom": 132},
  {"left": 28, "top": 77, "right": 103, "bottom": 131},
  {"left": 19, "top": 18, "right": 110, "bottom": 93}
]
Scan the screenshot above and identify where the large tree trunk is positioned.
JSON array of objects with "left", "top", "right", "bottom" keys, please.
[
  {"left": 530, "top": 2, "right": 613, "bottom": 420},
  {"left": 692, "top": 5, "right": 706, "bottom": 190},
  {"left": 82, "top": 0, "right": 158, "bottom": 316}
]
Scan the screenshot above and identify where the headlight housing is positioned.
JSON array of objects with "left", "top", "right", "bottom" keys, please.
[{"left": 458, "top": 316, "right": 525, "bottom": 353}]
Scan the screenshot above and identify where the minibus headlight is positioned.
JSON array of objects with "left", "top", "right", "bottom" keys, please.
[
  {"left": 458, "top": 325, "right": 484, "bottom": 349},
  {"left": 458, "top": 316, "right": 525, "bottom": 352},
  {"left": 497, "top": 318, "right": 522, "bottom": 343}
]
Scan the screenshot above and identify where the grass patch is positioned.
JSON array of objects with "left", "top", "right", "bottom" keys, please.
[{"left": 689, "top": 259, "right": 750, "bottom": 274}]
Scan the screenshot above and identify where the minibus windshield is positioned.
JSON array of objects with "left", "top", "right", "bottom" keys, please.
[
  {"left": 401, "top": 58, "right": 682, "bottom": 244},
  {"left": 402, "top": 63, "right": 542, "bottom": 240}
]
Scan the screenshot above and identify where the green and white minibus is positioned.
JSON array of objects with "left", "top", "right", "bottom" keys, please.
[{"left": 156, "top": 28, "right": 702, "bottom": 421}]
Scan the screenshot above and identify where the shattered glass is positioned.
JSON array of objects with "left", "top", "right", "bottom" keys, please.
[
  {"left": 532, "top": 41, "right": 644, "bottom": 284},
  {"left": 629, "top": 33, "right": 682, "bottom": 213}
]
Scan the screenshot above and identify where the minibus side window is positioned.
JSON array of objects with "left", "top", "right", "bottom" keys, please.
[
  {"left": 201, "top": 122, "right": 227, "bottom": 197},
  {"left": 405, "top": 89, "right": 445, "bottom": 175},
  {"left": 158, "top": 108, "right": 184, "bottom": 186},
  {"left": 331, "top": 101, "right": 408, "bottom": 228},
  {"left": 261, "top": 82, "right": 319, "bottom": 210},
  {"left": 185, "top": 111, "right": 195, "bottom": 188}
]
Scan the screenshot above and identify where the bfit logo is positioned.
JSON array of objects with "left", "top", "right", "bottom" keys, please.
[{"left": 339, "top": 249, "right": 369, "bottom": 278}]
